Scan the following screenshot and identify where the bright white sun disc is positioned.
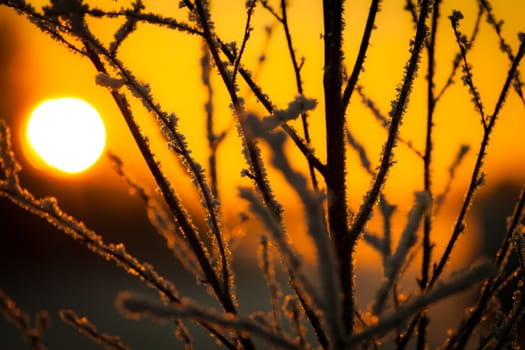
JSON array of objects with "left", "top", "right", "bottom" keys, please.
[{"left": 27, "top": 98, "right": 106, "bottom": 173}]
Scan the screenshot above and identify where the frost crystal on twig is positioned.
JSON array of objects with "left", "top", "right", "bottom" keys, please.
[
  {"left": 95, "top": 72, "right": 126, "bottom": 90},
  {"left": 373, "top": 191, "right": 431, "bottom": 315},
  {"left": 60, "top": 309, "right": 129, "bottom": 350}
]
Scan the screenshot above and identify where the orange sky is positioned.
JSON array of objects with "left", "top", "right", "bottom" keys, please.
[{"left": 1, "top": 1, "right": 524, "bottom": 266}]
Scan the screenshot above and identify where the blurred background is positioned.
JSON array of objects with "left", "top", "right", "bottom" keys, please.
[{"left": 1, "top": 0, "right": 524, "bottom": 348}]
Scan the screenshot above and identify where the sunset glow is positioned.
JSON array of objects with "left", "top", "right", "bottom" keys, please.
[{"left": 26, "top": 98, "right": 106, "bottom": 173}]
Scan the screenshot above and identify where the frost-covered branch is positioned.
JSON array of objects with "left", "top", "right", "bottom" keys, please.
[
  {"left": 59, "top": 309, "right": 130, "bottom": 350},
  {"left": 115, "top": 291, "right": 302, "bottom": 350}
]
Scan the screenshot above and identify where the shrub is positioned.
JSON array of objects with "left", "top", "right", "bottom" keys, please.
[{"left": 1, "top": 0, "right": 524, "bottom": 349}]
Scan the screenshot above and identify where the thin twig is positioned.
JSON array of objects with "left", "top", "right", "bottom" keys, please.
[
  {"left": 348, "top": 0, "right": 431, "bottom": 257},
  {"left": 0, "top": 288, "right": 48, "bottom": 350},
  {"left": 418, "top": 1, "right": 442, "bottom": 347},
  {"left": 346, "top": 262, "right": 494, "bottom": 348},
  {"left": 216, "top": 38, "right": 327, "bottom": 177},
  {"left": 116, "top": 291, "right": 302, "bottom": 350},
  {"left": 435, "top": 2, "right": 483, "bottom": 103},
  {"left": 478, "top": 0, "right": 525, "bottom": 104},
  {"left": 430, "top": 37, "right": 525, "bottom": 289},
  {"left": 279, "top": 0, "right": 318, "bottom": 190},
  {"left": 341, "top": 0, "right": 381, "bottom": 111},
  {"left": 59, "top": 309, "right": 130, "bottom": 350},
  {"left": 232, "top": 0, "right": 257, "bottom": 84},
  {"left": 442, "top": 187, "right": 525, "bottom": 349}
]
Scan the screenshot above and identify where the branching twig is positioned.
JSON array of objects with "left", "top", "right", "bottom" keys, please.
[
  {"left": 116, "top": 291, "right": 302, "bottom": 350},
  {"left": 346, "top": 262, "right": 494, "bottom": 348},
  {"left": 0, "top": 289, "right": 48, "bottom": 350},
  {"left": 60, "top": 309, "right": 130, "bottom": 350},
  {"left": 430, "top": 35, "right": 525, "bottom": 289},
  {"left": 348, "top": 0, "right": 431, "bottom": 258},
  {"left": 341, "top": 0, "right": 381, "bottom": 111}
]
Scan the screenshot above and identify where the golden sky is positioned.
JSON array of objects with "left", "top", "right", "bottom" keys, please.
[{"left": 1, "top": 0, "right": 524, "bottom": 265}]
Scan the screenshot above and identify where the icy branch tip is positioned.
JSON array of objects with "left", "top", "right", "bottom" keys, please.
[{"left": 449, "top": 10, "right": 464, "bottom": 25}]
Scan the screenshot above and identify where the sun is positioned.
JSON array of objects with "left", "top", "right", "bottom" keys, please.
[{"left": 26, "top": 97, "right": 106, "bottom": 173}]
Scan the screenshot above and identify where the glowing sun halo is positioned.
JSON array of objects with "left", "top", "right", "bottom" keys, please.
[{"left": 27, "top": 98, "right": 106, "bottom": 173}]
